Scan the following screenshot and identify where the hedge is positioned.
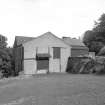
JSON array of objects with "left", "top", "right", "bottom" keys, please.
[{"left": 66, "top": 56, "right": 105, "bottom": 74}]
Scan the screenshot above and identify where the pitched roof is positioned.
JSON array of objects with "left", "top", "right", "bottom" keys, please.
[
  {"left": 39, "top": 32, "right": 70, "bottom": 46},
  {"left": 15, "top": 36, "right": 35, "bottom": 46},
  {"left": 62, "top": 37, "right": 89, "bottom": 50},
  {"left": 21, "top": 32, "right": 70, "bottom": 47},
  {"left": 62, "top": 37, "right": 86, "bottom": 47},
  {"left": 14, "top": 32, "right": 88, "bottom": 50}
]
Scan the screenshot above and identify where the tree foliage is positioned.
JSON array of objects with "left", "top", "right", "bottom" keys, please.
[
  {"left": 0, "top": 34, "right": 7, "bottom": 48},
  {"left": 83, "top": 13, "right": 105, "bottom": 55},
  {"left": 83, "top": 31, "right": 105, "bottom": 54},
  {"left": 0, "top": 48, "right": 15, "bottom": 78},
  {"left": 66, "top": 56, "right": 105, "bottom": 74},
  {"left": 93, "top": 13, "right": 105, "bottom": 32},
  {"left": 0, "top": 34, "right": 15, "bottom": 78}
]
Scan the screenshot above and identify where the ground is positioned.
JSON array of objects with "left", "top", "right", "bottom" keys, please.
[{"left": 0, "top": 73, "right": 105, "bottom": 105}]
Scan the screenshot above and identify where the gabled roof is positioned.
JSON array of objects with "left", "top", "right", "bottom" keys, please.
[
  {"left": 14, "top": 36, "right": 35, "bottom": 46},
  {"left": 39, "top": 32, "right": 70, "bottom": 46},
  {"left": 22, "top": 32, "right": 70, "bottom": 47},
  {"left": 14, "top": 32, "right": 88, "bottom": 50}
]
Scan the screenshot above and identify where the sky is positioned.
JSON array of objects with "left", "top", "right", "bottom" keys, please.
[{"left": 0, "top": 0, "right": 104, "bottom": 46}]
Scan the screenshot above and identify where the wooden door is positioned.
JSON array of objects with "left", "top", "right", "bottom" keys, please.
[{"left": 52, "top": 47, "right": 61, "bottom": 72}]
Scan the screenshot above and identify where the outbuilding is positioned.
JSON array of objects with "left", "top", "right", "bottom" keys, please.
[{"left": 13, "top": 32, "right": 70, "bottom": 75}]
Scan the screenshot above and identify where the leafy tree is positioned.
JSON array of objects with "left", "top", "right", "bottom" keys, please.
[
  {"left": 83, "top": 13, "right": 105, "bottom": 55},
  {"left": 0, "top": 48, "right": 15, "bottom": 78},
  {"left": 93, "top": 13, "right": 105, "bottom": 32},
  {"left": 0, "top": 34, "right": 15, "bottom": 78},
  {"left": 89, "top": 41, "right": 104, "bottom": 54},
  {"left": 83, "top": 30, "right": 95, "bottom": 47},
  {"left": 83, "top": 31, "right": 104, "bottom": 54},
  {"left": 0, "top": 34, "right": 7, "bottom": 48}
]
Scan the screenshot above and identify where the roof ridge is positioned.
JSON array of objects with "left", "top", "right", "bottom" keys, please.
[{"left": 20, "top": 32, "right": 70, "bottom": 47}]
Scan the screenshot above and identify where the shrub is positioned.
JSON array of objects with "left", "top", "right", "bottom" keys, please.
[
  {"left": 91, "top": 56, "right": 105, "bottom": 74},
  {"left": 0, "top": 48, "right": 15, "bottom": 78},
  {"left": 66, "top": 57, "right": 92, "bottom": 74},
  {"left": 66, "top": 56, "right": 105, "bottom": 75},
  {"left": 80, "top": 59, "right": 96, "bottom": 74}
]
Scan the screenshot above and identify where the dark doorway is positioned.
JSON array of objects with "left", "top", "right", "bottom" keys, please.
[
  {"left": 37, "top": 60, "right": 49, "bottom": 70},
  {"left": 36, "top": 53, "right": 50, "bottom": 70},
  {"left": 53, "top": 47, "right": 61, "bottom": 59}
]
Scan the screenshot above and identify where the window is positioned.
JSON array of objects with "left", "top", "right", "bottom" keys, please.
[{"left": 53, "top": 47, "right": 60, "bottom": 59}]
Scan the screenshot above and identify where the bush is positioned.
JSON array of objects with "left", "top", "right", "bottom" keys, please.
[
  {"left": 66, "top": 57, "right": 92, "bottom": 74},
  {"left": 80, "top": 59, "right": 96, "bottom": 74},
  {"left": 66, "top": 56, "right": 105, "bottom": 75},
  {"left": 91, "top": 56, "right": 105, "bottom": 74},
  {"left": 0, "top": 48, "right": 15, "bottom": 78}
]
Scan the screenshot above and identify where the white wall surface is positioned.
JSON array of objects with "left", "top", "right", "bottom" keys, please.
[
  {"left": 24, "top": 60, "right": 37, "bottom": 74},
  {"left": 61, "top": 47, "right": 70, "bottom": 72}
]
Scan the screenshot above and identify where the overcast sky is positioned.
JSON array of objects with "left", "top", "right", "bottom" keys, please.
[{"left": 0, "top": 0, "right": 104, "bottom": 46}]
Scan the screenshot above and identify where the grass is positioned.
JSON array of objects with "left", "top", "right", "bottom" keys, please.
[{"left": 0, "top": 73, "right": 105, "bottom": 105}]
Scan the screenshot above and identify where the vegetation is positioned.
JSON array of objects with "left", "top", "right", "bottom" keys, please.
[
  {"left": 83, "top": 13, "right": 105, "bottom": 55},
  {"left": 0, "top": 35, "right": 15, "bottom": 78},
  {"left": 73, "top": 13, "right": 105, "bottom": 75},
  {"left": 98, "top": 46, "right": 105, "bottom": 56},
  {"left": 93, "top": 13, "right": 105, "bottom": 32},
  {"left": 66, "top": 56, "right": 105, "bottom": 74}
]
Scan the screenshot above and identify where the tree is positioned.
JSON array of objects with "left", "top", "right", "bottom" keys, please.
[
  {"left": 93, "top": 13, "right": 105, "bottom": 32},
  {"left": 0, "top": 48, "right": 15, "bottom": 78},
  {"left": 0, "top": 34, "right": 7, "bottom": 48},
  {"left": 89, "top": 41, "right": 104, "bottom": 54},
  {"left": 83, "top": 30, "right": 95, "bottom": 47},
  {"left": 83, "top": 31, "right": 104, "bottom": 54},
  {"left": 83, "top": 13, "right": 105, "bottom": 55},
  {"left": 0, "top": 34, "right": 15, "bottom": 78}
]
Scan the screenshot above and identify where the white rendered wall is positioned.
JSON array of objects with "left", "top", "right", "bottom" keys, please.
[
  {"left": 61, "top": 47, "right": 70, "bottom": 72},
  {"left": 23, "top": 47, "right": 70, "bottom": 74},
  {"left": 24, "top": 60, "right": 37, "bottom": 75}
]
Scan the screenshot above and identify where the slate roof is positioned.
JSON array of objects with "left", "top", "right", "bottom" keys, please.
[
  {"left": 62, "top": 37, "right": 88, "bottom": 50},
  {"left": 14, "top": 32, "right": 88, "bottom": 50},
  {"left": 62, "top": 37, "right": 84, "bottom": 46},
  {"left": 14, "top": 32, "right": 69, "bottom": 47},
  {"left": 14, "top": 36, "right": 35, "bottom": 46}
]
